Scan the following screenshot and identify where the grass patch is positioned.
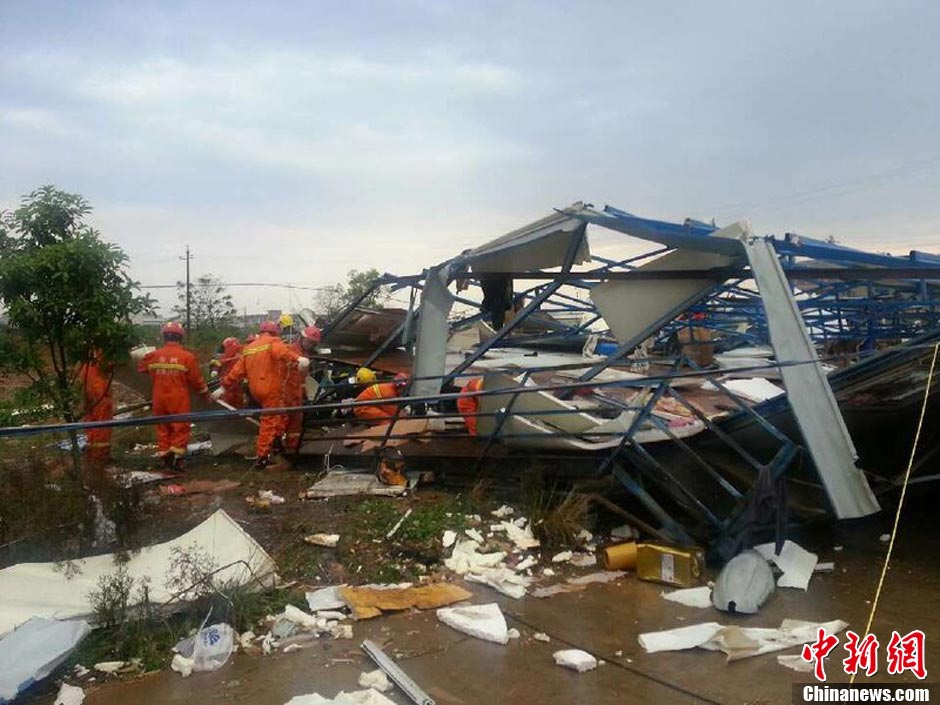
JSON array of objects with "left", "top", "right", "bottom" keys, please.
[{"left": 522, "top": 468, "right": 592, "bottom": 549}]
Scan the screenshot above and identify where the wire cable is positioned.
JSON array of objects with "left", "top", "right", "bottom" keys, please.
[{"left": 849, "top": 342, "right": 938, "bottom": 684}]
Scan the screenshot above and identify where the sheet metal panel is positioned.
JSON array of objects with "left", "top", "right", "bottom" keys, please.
[
  {"left": 465, "top": 210, "right": 590, "bottom": 273},
  {"left": 744, "top": 237, "right": 879, "bottom": 519},
  {"left": 590, "top": 221, "right": 750, "bottom": 347}
]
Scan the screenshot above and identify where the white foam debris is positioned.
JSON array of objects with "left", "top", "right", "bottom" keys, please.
[
  {"left": 437, "top": 603, "right": 508, "bottom": 645},
  {"left": 442, "top": 530, "right": 457, "bottom": 548},
  {"left": 551, "top": 551, "right": 572, "bottom": 563},
  {"left": 553, "top": 649, "right": 597, "bottom": 673}
]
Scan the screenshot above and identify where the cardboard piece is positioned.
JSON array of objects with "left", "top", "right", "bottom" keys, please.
[{"left": 339, "top": 583, "right": 471, "bottom": 620}]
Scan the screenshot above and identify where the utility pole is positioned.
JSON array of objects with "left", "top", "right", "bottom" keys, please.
[{"left": 180, "top": 245, "right": 193, "bottom": 330}]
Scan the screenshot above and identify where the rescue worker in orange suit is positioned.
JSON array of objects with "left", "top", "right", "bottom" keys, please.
[
  {"left": 284, "top": 325, "right": 321, "bottom": 453},
  {"left": 353, "top": 373, "right": 409, "bottom": 424},
  {"left": 223, "top": 321, "right": 308, "bottom": 470},
  {"left": 209, "top": 336, "right": 244, "bottom": 408},
  {"left": 78, "top": 350, "right": 114, "bottom": 463},
  {"left": 138, "top": 322, "right": 209, "bottom": 470},
  {"left": 456, "top": 377, "right": 484, "bottom": 436}
]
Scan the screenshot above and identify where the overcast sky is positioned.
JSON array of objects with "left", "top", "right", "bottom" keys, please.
[{"left": 2, "top": 0, "right": 939, "bottom": 315}]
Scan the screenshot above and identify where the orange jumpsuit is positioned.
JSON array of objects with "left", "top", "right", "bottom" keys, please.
[
  {"left": 79, "top": 360, "right": 113, "bottom": 460},
  {"left": 456, "top": 377, "right": 483, "bottom": 436},
  {"left": 138, "top": 342, "right": 208, "bottom": 458},
  {"left": 283, "top": 339, "right": 306, "bottom": 453},
  {"left": 223, "top": 333, "right": 300, "bottom": 458},
  {"left": 353, "top": 382, "right": 401, "bottom": 424},
  {"left": 212, "top": 339, "right": 245, "bottom": 408}
]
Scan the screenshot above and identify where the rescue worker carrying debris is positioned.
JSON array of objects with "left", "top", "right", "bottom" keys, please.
[
  {"left": 209, "top": 336, "right": 244, "bottom": 408},
  {"left": 223, "top": 321, "right": 309, "bottom": 470},
  {"left": 284, "top": 325, "right": 321, "bottom": 453},
  {"left": 79, "top": 350, "right": 114, "bottom": 464},
  {"left": 138, "top": 322, "right": 209, "bottom": 470},
  {"left": 456, "top": 376, "right": 484, "bottom": 436},
  {"left": 353, "top": 373, "right": 409, "bottom": 424}
]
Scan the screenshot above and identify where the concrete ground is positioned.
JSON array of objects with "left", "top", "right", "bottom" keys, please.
[{"left": 80, "top": 501, "right": 939, "bottom": 705}]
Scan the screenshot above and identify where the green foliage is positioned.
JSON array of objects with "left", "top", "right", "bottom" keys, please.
[
  {"left": 173, "top": 273, "right": 237, "bottom": 331},
  {"left": 0, "top": 186, "right": 153, "bottom": 471},
  {"left": 315, "top": 267, "right": 389, "bottom": 318}
]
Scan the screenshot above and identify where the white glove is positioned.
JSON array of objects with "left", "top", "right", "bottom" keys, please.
[
  {"left": 210, "top": 387, "right": 225, "bottom": 401},
  {"left": 297, "top": 356, "right": 310, "bottom": 371}
]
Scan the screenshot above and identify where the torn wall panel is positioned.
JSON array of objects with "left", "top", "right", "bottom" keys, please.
[
  {"left": 744, "top": 237, "right": 879, "bottom": 519},
  {"left": 465, "top": 211, "right": 590, "bottom": 273},
  {"left": 0, "top": 510, "right": 276, "bottom": 635},
  {"left": 590, "top": 221, "right": 750, "bottom": 350}
]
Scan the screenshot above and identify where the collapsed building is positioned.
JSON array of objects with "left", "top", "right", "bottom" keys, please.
[{"left": 198, "top": 203, "right": 940, "bottom": 558}]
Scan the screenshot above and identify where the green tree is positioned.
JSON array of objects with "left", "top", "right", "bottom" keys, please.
[
  {"left": 315, "top": 267, "right": 388, "bottom": 318},
  {"left": 173, "top": 274, "right": 237, "bottom": 331},
  {"left": 0, "top": 186, "right": 153, "bottom": 474}
]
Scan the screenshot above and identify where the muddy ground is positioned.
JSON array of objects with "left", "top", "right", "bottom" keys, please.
[{"left": 4, "top": 424, "right": 939, "bottom": 705}]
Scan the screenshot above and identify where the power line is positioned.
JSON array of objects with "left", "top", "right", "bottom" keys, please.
[{"left": 141, "top": 282, "right": 332, "bottom": 291}]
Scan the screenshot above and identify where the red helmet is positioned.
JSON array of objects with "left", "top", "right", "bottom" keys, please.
[
  {"left": 259, "top": 320, "right": 279, "bottom": 335},
  {"left": 393, "top": 373, "right": 409, "bottom": 389},
  {"left": 222, "top": 337, "right": 240, "bottom": 353},
  {"left": 161, "top": 321, "right": 185, "bottom": 338},
  {"left": 301, "top": 326, "right": 322, "bottom": 344},
  {"left": 245, "top": 333, "right": 257, "bottom": 344}
]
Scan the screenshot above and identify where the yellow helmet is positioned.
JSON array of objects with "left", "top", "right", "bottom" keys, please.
[
  {"left": 279, "top": 312, "right": 294, "bottom": 329},
  {"left": 355, "top": 367, "right": 377, "bottom": 384}
]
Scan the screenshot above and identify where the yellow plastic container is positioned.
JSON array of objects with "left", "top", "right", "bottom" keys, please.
[
  {"left": 600, "top": 541, "right": 638, "bottom": 571},
  {"left": 636, "top": 542, "right": 704, "bottom": 587}
]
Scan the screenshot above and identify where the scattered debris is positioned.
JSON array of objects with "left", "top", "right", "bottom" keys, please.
[
  {"left": 553, "top": 649, "right": 598, "bottom": 673},
  {"left": 259, "top": 489, "right": 286, "bottom": 504},
  {"left": 465, "top": 567, "right": 532, "bottom": 599},
  {"left": 444, "top": 540, "right": 506, "bottom": 574},
  {"left": 507, "top": 628, "right": 521, "bottom": 640},
  {"left": 534, "top": 632, "right": 551, "bottom": 643},
  {"left": 53, "top": 683, "right": 85, "bottom": 705},
  {"left": 170, "top": 653, "right": 194, "bottom": 678},
  {"left": 569, "top": 553, "right": 596, "bottom": 568},
  {"left": 754, "top": 540, "right": 818, "bottom": 591},
  {"left": 174, "top": 623, "right": 236, "bottom": 673},
  {"left": 0, "top": 617, "right": 91, "bottom": 702},
  {"left": 437, "top": 603, "right": 509, "bottom": 644},
  {"left": 306, "top": 586, "right": 347, "bottom": 612},
  {"left": 361, "top": 638, "right": 435, "bottom": 705},
  {"left": 330, "top": 624, "right": 354, "bottom": 640},
  {"left": 533, "top": 570, "right": 625, "bottom": 598},
  {"left": 712, "top": 550, "right": 775, "bottom": 614},
  {"left": 491, "top": 505, "right": 514, "bottom": 518},
  {"left": 340, "top": 583, "right": 471, "bottom": 620},
  {"left": 490, "top": 521, "right": 540, "bottom": 550},
  {"left": 285, "top": 689, "right": 397, "bottom": 705},
  {"left": 306, "top": 534, "right": 341, "bottom": 548},
  {"left": 638, "top": 619, "right": 848, "bottom": 661},
  {"left": 442, "top": 530, "right": 457, "bottom": 548},
  {"left": 551, "top": 551, "right": 572, "bottom": 563},
  {"left": 661, "top": 586, "right": 713, "bottom": 609},
  {"left": 161, "top": 479, "right": 242, "bottom": 496},
  {"left": 777, "top": 654, "right": 815, "bottom": 673},
  {"left": 91, "top": 495, "right": 117, "bottom": 547},
  {"left": 880, "top": 533, "right": 890, "bottom": 542},
  {"left": 358, "top": 669, "right": 393, "bottom": 693},
  {"left": 386, "top": 508, "right": 413, "bottom": 539},
  {"left": 610, "top": 525, "right": 639, "bottom": 540},
  {"left": 814, "top": 562, "right": 835, "bottom": 573},
  {"left": 283, "top": 643, "right": 304, "bottom": 654},
  {"left": 567, "top": 571, "right": 625, "bottom": 586},
  {"left": 464, "top": 528, "right": 485, "bottom": 544},
  {"left": 304, "top": 470, "right": 409, "bottom": 499},
  {"left": 93, "top": 661, "right": 126, "bottom": 674}
]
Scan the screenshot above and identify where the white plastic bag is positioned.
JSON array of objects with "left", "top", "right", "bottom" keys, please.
[{"left": 191, "top": 623, "right": 235, "bottom": 672}]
